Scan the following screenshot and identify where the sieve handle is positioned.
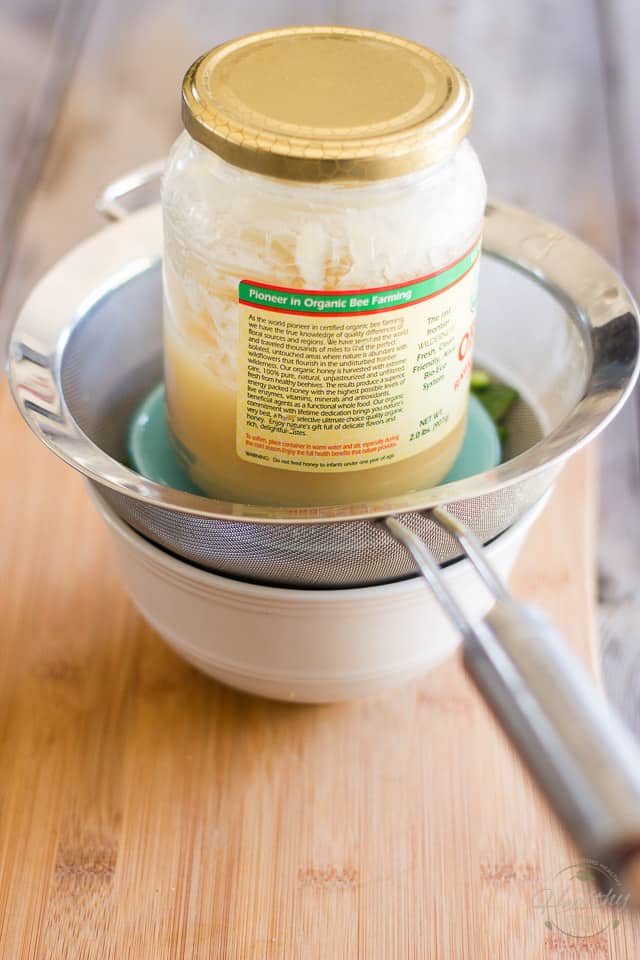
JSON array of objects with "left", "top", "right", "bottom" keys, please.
[
  {"left": 384, "top": 513, "right": 640, "bottom": 902},
  {"left": 95, "top": 159, "right": 165, "bottom": 222},
  {"left": 467, "top": 600, "right": 640, "bottom": 899}
]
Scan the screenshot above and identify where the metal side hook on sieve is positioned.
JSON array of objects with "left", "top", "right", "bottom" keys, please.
[
  {"left": 384, "top": 510, "right": 640, "bottom": 904},
  {"left": 95, "top": 159, "right": 166, "bottom": 222}
]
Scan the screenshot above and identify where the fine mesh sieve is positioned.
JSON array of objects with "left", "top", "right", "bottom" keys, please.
[
  {"left": 9, "top": 175, "right": 640, "bottom": 893},
  {"left": 8, "top": 199, "right": 637, "bottom": 587}
]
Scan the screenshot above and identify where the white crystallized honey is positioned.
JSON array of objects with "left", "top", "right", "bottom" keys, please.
[{"left": 162, "top": 26, "right": 486, "bottom": 505}]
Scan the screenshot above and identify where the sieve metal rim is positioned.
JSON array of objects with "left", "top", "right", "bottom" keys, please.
[{"left": 7, "top": 200, "right": 640, "bottom": 525}]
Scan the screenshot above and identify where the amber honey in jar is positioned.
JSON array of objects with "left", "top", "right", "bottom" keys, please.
[{"left": 162, "top": 26, "right": 486, "bottom": 506}]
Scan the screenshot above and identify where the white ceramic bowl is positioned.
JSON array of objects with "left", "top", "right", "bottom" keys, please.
[{"left": 88, "top": 484, "right": 549, "bottom": 703}]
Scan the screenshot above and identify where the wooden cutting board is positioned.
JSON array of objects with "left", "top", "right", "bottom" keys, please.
[{"left": 0, "top": 381, "right": 638, "bottom": 958}]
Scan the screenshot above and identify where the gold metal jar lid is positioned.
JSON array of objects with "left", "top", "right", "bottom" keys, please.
[{"left": 182, "top": 26, "right": 473, "bottom": 182}]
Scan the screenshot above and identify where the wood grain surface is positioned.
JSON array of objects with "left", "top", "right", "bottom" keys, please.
[
  {"left": 594, "top": 0, "right": 640, "bottom": 735},
  {"left": 1, "top": 1, "right": 640, "bottom": 957},
  {"left": 0, "top": 378, "right": 637, "bottom": 957}
]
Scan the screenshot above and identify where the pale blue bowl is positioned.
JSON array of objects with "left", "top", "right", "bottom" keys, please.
[{"left": 127, "top": 384, "right": 501, "bottom": 496}]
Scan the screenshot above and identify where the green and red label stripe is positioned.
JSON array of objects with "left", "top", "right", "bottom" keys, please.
[{"left": 239, "top": 235, "right": 481, "bottom": 317}]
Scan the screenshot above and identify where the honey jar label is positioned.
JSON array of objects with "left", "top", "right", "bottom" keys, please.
[{"left": 236, "top": 237, "right": 481, "bottom": 473}]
